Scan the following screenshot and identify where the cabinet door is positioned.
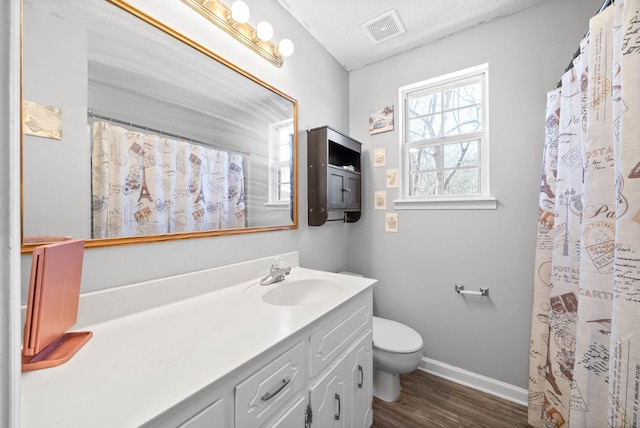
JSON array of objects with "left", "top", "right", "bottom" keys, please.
[
  {"left": 327, "top": 168, "right": 360, "bottom": 211},
  {"left": 345, "top": 173, "right": 360, "bottom": 210},
  {"left": 310, "top": 359, "right": 348, "bottom": 428},
  {"left": 327, "top": 168, "right": 347, "bottom": 209},
  {"left": 350, "top": 331, "right": 373, "bottom": 428}
]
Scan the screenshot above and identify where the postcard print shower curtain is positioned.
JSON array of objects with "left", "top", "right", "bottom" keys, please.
[
  {"left": 528, "top": 1, "right": 640, "bottom": 426},
  {"left": 91, "top": 122, "right": 246, "bottom": 238}
]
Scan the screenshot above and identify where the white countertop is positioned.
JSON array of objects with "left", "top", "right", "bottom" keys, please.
[{"left": 20, "top": 259, "right": 375, "bottom": 428}]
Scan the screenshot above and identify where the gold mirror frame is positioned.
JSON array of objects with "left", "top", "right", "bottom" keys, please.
[{"left": 20, "top": 0, "right": 298, "bottom": 254}]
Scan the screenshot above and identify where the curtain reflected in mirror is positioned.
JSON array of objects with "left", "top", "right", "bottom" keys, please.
[
  {"left": 91, "top": 121, "right": 247, "bottom": 237},
  {"left": 21, "top": 0, "right": 297, "bottom": 252}
]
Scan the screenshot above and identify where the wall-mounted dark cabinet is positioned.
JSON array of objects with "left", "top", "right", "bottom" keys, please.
[{"left": 307, "top": 126, "right": 362, "bottom": 226}]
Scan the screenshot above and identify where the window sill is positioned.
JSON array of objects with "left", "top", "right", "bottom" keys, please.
[
  {"left": 263, "top": 202, "right": 290, "bottom": 211},
  {"left": 393, "top": 196, "right": 497, "bottom": 210}
]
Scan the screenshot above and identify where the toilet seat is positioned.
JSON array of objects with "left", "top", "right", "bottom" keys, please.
[{"left": 373, "top": 316, "right": 423, "bottom": 354}]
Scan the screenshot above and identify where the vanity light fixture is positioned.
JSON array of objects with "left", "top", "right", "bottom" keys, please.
[
  {"left": 256, "top": 21, "right": 274, "bottom": 41},
  {"left": 181, "top": 0, "right": 294, "bottom": 67},
  {"left": 230, "top": 0, "right": 250, "bottom": 23},
  {"left": 278, "top": 38, "right": 294, "bottom": 57}
]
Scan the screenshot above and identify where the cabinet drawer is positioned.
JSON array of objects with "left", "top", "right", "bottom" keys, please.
[
  {"left": 309, "top": 300, "right": 371, "bottom": 377},
  {"left": 235, "top": 341, "right": 306, "bottom": 428}
]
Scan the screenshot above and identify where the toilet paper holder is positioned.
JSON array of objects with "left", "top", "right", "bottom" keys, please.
[{"left": 455, "top": 284, "right": 489, "bottom": 297}]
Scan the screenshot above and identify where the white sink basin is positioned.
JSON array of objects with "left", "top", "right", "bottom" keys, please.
[{"left": 262, "top": 275, "right": 345, "bottom": 306}]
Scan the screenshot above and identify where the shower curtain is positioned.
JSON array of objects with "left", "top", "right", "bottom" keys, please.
[
  {"left": 528, "top": 1, "right": 640, "bottom": 426},
  {"left": 91, "top": 121, "right": 246, "bottom": 238}
]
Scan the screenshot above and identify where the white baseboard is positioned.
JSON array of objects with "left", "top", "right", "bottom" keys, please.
[{"left": 419, "top": 357, "right": 528, "bottom": 407}]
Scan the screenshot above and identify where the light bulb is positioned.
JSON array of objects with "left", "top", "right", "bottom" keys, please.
[
  {"left": 278, "top": 39, "right": 294, "bottom": 57},
  {"left": 230, "top": 1, "right": 250, "bottom": 23},
  {"left": 256, "top": 21, "right": 273, "bottom": 41}
]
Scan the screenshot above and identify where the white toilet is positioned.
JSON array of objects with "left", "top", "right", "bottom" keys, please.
[
  {"left": 372, "top": 316, "right": 424, "bottom": 402},
  {"left": 338, "top": 272, "right": 424, "bottom": 402}
]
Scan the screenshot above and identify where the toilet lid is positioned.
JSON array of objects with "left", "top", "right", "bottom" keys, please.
[{"left": 373, "top": 316, "right": 423, "bottom": 354}]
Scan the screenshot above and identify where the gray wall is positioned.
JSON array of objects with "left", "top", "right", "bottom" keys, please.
[
  {"left": 347, "top": 0, "right": 602, "bottom": 389},
  {"left": 22, "top": 3, "right": 90, "bottom": 239}
]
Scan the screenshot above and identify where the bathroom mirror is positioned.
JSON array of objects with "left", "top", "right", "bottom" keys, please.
[{"left": 21, "top": 0, "right": 298, "bottom": 253}]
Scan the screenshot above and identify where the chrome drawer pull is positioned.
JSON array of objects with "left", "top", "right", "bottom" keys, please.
[{"left": 261, "top": 376, "right": 291, "bottom": 401}]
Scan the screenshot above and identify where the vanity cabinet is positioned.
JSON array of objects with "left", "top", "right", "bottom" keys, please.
[
  {"left": 308, "top": 126, "right": 362, "bottom": 225},
  {"left": 149, "top": 291, "right": 373, "bottom": 428}
]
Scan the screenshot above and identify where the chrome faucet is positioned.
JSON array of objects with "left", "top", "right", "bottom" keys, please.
[{"left": 260, "top": 263, "right": 291, "bottom": 285}]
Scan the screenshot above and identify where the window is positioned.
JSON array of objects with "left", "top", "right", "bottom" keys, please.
[
  {"left": 396, "top": 64, "right": 496, "bottom": 209},
  {"left": 267, "top": 119, "right": 293, "bottom": 209}
]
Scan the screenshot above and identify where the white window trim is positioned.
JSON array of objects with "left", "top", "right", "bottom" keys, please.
[
  {"left": 394, "top": 196, "right": 496, "bottom": 210},
  {"left": 266, "top": 118, "right": 293, "bottom": 210},
  {"left": 394, "top": 63, "right": 496, "bottom": 210},
  {"left": 263, "top": 202, "right": 290, "bottom": 211}
]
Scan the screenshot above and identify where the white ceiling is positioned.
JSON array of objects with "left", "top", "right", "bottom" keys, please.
[{"left": 276, "top": 0, "right": 554, "bottom": 71}]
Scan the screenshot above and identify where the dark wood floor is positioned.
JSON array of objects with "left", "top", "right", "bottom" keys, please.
[{"left": 372, "top": 369, "right": 531, "bottom": 428}]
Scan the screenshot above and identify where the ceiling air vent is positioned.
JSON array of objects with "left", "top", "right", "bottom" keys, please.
[{"left": 361, "top": 9, "right": 405, "bottom": 45}]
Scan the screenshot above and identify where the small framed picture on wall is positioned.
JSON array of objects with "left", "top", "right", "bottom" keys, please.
[
  {"left": 375, "top": 191, "right": 387, "bottom": 210},
  {"left": 385, "top": 213, "right": 398, "bottom": 232},
  {"left": 386, "top": 169, "right": 398, "bottom": 188},
  {"left": 374, "top": 148, "right": 386, "bottom": 167},
  {"left": 369, "top": 105, "right": 394, "bottom": 135}
]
